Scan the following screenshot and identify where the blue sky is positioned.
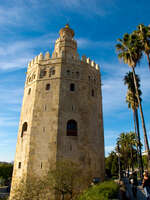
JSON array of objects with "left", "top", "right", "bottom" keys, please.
[{"left": 0, "top": 0, "right": 150, "bottom": 162}]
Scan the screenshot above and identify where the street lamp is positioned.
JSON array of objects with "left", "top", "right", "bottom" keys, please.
[{"left": 117, "top": 143, "right": 121, "bottom": 182}]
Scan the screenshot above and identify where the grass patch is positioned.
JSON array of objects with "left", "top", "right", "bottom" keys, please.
[{"left": 77, "top": 180, "right": 119, "bottom": 200}]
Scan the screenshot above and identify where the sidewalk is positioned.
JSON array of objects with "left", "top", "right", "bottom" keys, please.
[{"left": 122, "top": 177, "right": 146, "bottom": 200}]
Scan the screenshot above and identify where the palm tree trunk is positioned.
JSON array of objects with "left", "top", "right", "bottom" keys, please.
[
  {"left": 135, "top": 108, "right": 144, "bottom": 178},
  {"left": 133, "top": 109, "right": 140, "bottom": 170},
  {"left": 146, "top": 52, "right": 150, "bottom": 70},
  {"left": 133, "top": 109, "right": 137, "bottom": 134},
  {"left": 131, "top": 146, "right": 134, "bottom": 172},
  {"left": 132, "top": 67, "right": 150, "bottom": 159}
]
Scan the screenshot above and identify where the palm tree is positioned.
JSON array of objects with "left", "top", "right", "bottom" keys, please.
[
  {"left": 117, "top": 132, "right": 137, "bottom": 173},
  {"left": 135, "top": 24, "right": 150, "bottom": 69},
  {"left": 124, "top": 72, "right": 143, "bottom": 177},
  {"left": 116, "top": 33, "right": 150, "bottom": 158}
]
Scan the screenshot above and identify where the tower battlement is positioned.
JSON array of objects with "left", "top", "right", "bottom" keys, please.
[{"left": 28, "top": 53, "right": 100, "bottom": 71}]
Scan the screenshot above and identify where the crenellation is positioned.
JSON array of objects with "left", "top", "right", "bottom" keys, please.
[
  {"left": 45, "top": 51, "right": 50, "bottom": 60},
  {"left": 28, "top": 61, "right": 31, "bottom": 68},
  {"left": 34, "top": 56, "right": 38, "bottom": 64},
  {"left": 95, "top": 64, "right": 100, "bottom": 70},
  {"left": 91, "top": 60, "right": 95, "bottom": 67},
  {"left": 81, "top": 55, "right": 87, "bottom": 62},
  {"left": 38, "top": 52, "right": 43, "bottom": 61},
  {"left": 31, "top": 59, "right": 34, "bottom": 66},
  {"left": 86, "top": 57, "right": 91, "bottom": 65}
]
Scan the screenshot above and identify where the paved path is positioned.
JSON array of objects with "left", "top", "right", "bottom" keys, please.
[{"left": 123, "top": 178, "right": 146, "bottom": 200}]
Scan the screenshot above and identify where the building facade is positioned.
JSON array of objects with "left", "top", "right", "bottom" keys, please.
[{"left": 10, "top": 24, "right": 105, "bottom": 198}]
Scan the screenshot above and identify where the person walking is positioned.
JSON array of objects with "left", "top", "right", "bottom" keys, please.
[
  {"left": 142, "top": 171, "right": 150, "bottom": 200},
  {"left": 130, "top": 171, "right": 138, "bottom": 198}
]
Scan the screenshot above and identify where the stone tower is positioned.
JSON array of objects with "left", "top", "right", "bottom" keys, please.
[{"left": 10, "top": 24, "right": 105, "bottom": 198}]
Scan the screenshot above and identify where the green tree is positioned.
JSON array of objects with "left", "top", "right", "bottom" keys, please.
[
  {"left": 124, "top": 72, "right": 143, "bottom": 177},
  {"left": 135, "top": 24, "right": 150, "bottom": 69},
  {"left": 0, "top": 162, "right": 13, "bottom": 185},
  {"left": 105, "top": 151, "right": 118, "bottom": 177},
  {"left": 47, "top": 160, "right": 91, "bottom": 200},
  {"left": 11, "top": 160, "right": 90, "bottom": 200},
  {"left": 116, "top": 33, "right": 150, "bottom": 159},
  {"left": 117, "top": 132, "right": 138, "bottom": 172}
]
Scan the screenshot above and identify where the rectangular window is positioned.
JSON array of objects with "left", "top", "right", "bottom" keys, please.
[
  {"left": 18, "top": 162, "right": 21, "bottom": 169},
  {"left": 28, "top": 88, "right": 31, "bottom": 95},
  {"left": 49, "top": 67, "right": 55, "bottom": 77}
]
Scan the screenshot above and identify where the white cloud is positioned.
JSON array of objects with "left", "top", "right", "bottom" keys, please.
[
  {"left": 0, "top": 0, "right": 116, "bottom": 31},
  {"left": 0, "top": 33, "right": 56, "bottom": 71},
  {"left": 0, "top": 87, "right": 23, "bottom": 104},
  {"left": 77, "top": 38, "right": 114, "bottom": 49},
  {"left": 99, "top": 62, "right": 150, "bottom": 114},
  {"left": 53, "top": 0, "right": 116, "bottom": 17},
  {"left": 105, "top": 145, "right": 115, "bottom": 156},
  {"left": 0, "top": 116, "right": 18, "bottom": 127}
]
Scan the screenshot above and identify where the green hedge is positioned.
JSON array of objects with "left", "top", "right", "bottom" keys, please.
[{"left": 77, "top": 180, "right": 119, "bottom": 200}]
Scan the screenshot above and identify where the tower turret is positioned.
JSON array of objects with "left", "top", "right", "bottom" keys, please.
[{"left": 52, "top": 24, "right": 78, "bottom": 59}]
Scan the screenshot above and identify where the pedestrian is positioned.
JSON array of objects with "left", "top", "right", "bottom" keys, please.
[
  {"left": 130, "top": 171, "right": 138, "bottom": 198},
  {"left": 142, "top": 171, "right": 150, "bottom": 200}
]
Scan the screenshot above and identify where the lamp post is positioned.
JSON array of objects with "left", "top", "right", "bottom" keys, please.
[{"left": 117, "top": 143, "right": 121, "bottom": 182}]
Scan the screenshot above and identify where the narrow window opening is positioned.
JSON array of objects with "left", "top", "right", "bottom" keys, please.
[
  {"left": 70, "top": 83, "right": 75, "bottom": 91},
  {"left": 92, "top": 89, "right": 94, "bottom": 97},
  {"left": 40, "top": 69, "right": 46, "bottom": 78},
  {"left": 18, "top": 162, "right": 21, "bottom": 169},
  {"left": 21, "top": 122, "right": 28, "bottom": 137},
  {"left": 67, "top": 70, "right": 70, "bottom": 75},
  {"left": 72, "top": 105, "right": 74, "bottom": 111},
  {"left": 76, "top": 72, "right": 79, "bottom": 78},
  {"left": 88, "top": 76, "right": 90, "bottom": 81},
  {"left": 28, "top": 88, "right": 31, "bottom": 95},
  {"left": 41, "top": 162, "right": 42, "bottom": 169},
  {"left": 49, "top": 67, "right": 55, "bottom": 77},
  {"left": 70, "top": 144, "right": 72, "bottom": 151},
  {"left": 43, "top": 127, "right": 45, "bottom": 132},
  {"left": 52, "top": 70, "right": 55, "bottom": 75},
  {"left": 44, "top": 105, "right": 47, "bottom": 111},
  {"left": 67, "top": 120, "right": 78, "bottom": 136},
  {"left": 45, "top": 84, "right": 50, "bottom": 90}
]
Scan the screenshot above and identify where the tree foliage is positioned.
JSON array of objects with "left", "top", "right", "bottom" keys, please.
[
  {"left": 10, "top": 160, "right": 91, "bottom": 200},
  {"left": 116, "top": 24, "right": 150, "bottom": 158},
  {"left": 134, "top": 24, "right": 150, "bottom": 69},
  {"left": 105, "top": 151, "right": 118, "bottom": 177},
  {"left": 116, "top": 132, "right": 138, "bottom": 171},
  {"left": 0, "top": 162, "right": 13, "bottom": 186}
]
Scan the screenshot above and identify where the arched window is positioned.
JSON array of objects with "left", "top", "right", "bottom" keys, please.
[
  {"left": 70, "top": 83, "right": 75, "bottom": 91},
  {"left": 67, "top": 120, "right": 78, "bottom": 136},
  {"left": 45, "top": 84, "right": 50, "bottom": 90},
  {"left": 21, "top": 122, "right": 28, "bottom": 137}
]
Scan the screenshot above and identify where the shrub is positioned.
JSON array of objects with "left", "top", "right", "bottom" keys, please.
[{"left": 77, "top": 180, "right": 119, "bottom": 200}]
